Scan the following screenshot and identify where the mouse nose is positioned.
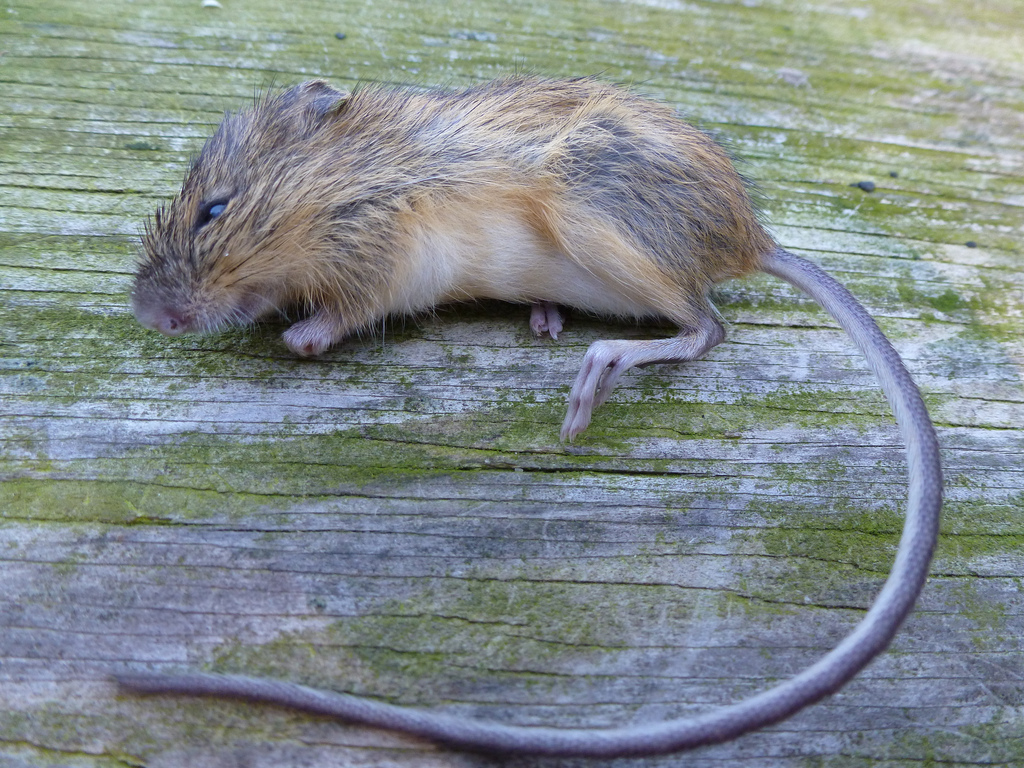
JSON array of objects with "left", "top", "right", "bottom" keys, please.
[
  {"left": 155, "top": 309, "right": 189, "bottom": 336},
  {"left": 131, "top": 287, "right": 196, "bottom": 336},
  {"left": 135, "top": 305, "right": 191, "bottom": 336}
]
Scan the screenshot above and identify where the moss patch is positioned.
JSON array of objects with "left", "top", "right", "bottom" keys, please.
[
  {"left": 739, "top": 502, "right": 905, "bottom": 607},
  {"left": 884, "top": 715, "right": 1024, "bottom": 767},
  {"left": 0, "top": 478, "right": 277, "bottom": 524},
  {"left": 741, "top": 495, "right": 1024, "bottom": 611},
  {"left": 936, "top": 497, "right": 1024, "bottom": 567},
  {"left": 209, "top": 577, "right": 635, "bottom": 703}
]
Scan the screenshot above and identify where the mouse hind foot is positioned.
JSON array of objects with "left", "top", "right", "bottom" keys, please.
[
  {"left": 560, "top": 315, "right": 725, "bottom": 442},
  {"left": 530, "top": 301, "right": 565, "bottom": 339}
]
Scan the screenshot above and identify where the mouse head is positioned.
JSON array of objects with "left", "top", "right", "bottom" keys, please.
[{"left": 132, "top": 81, "right": 350, "bottom": 338}]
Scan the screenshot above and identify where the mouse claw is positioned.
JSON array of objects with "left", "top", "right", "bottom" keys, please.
[{"left": 530, "top": 301, "right": 564, "bottom": 340}]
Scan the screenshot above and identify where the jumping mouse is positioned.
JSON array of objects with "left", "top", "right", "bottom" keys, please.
[{"left": 123, "top": 77, "right": 942, "bottom": 758}]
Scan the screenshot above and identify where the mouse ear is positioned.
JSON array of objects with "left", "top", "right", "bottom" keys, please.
[{"left": 296, "top": 80, "right": 350, "bottom": 121}]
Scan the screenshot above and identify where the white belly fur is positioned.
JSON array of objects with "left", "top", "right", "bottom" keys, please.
[{"left": 390, "top": 207, "right": 657, "bottom": 320}]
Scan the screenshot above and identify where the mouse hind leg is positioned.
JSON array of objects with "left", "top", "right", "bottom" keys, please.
[
  {"left": 525, "top": 198, "right": 731, "bottom": 441},
  {"left": 560, "top": 309, "right": 724, "bottom": 441}
]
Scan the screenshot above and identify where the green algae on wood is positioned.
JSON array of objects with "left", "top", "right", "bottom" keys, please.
[{"left": 1, "top": 0, "right": 1023, "bottom": 766}]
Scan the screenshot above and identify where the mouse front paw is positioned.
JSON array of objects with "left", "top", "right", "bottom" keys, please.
[{"left": 283, "top": 309, "right": 347, "bottom": 357}]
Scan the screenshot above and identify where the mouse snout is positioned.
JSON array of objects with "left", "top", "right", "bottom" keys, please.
[
  {"left": 152, "top": 309, "right": 189, "bottom": 336},
  {"left": 133, "top": 301, "right": 193, "bottom": 337}
]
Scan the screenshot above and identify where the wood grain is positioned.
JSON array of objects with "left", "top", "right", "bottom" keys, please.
[{"left": 1, "top": 0, "right": 1022, "bottom": 766}]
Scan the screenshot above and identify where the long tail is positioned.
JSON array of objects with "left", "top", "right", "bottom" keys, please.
[{"left": 117, "top": 247, "right": 942, "bottom": 758}]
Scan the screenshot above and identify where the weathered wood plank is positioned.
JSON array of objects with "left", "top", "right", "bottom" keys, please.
[{"left": 2, "top": 0, "right": 1022, "bottom": 766}]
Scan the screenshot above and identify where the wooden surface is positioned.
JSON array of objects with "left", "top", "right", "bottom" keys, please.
[{"left": 1, "top": 0, "right": 1022, "bottom": 766}]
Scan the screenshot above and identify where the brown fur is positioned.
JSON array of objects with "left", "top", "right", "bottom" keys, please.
[{"left": 134, "top": 76, "right": 774, "bottom": 353}]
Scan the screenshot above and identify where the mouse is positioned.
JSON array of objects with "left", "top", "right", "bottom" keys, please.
[{"left": 121, "top": 76, "right": 942, "bottom": 758}]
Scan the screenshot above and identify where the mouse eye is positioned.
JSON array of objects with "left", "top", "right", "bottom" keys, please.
[{"left": 196, "top": 198, "right": 230, "bottom": 229}]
